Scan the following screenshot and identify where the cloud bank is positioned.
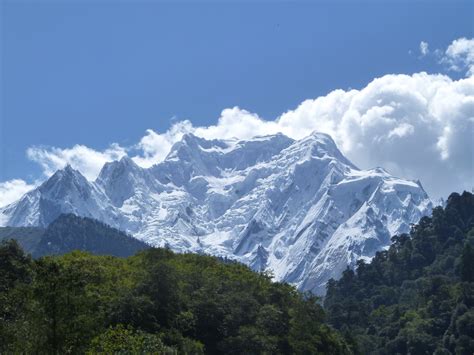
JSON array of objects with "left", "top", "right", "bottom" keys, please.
[
  {"left": 20, "top": 72, "right": 473, "bottom": 201},
  {"left": 2, "top": 38, "right": 473, "bottom": 207},
  {"left": 26, "top": 143, "right": 127, "bottom": 181}
]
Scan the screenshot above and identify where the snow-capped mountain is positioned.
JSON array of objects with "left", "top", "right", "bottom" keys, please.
[{"left": 0, "top": 132, "right": 432, "bottom": 294}]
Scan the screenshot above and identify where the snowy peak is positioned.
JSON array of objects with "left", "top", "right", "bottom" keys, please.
[
  {"left": 287, "top": 132, "right": 357, "bottom": 170},
  {"left": 0, "top": 131, "right": 432, "bottom": 294},
  {"left": 96, "top": 156, "right": 142, "bottom": 189},
  {"left": 2, "top": 165, "right": 112, "bottom": 227},
  {"left": 223, "top": 133, "right": 294, "bottom": 171},
  {"left": 167, "top": 133, "right": 233, "bottom": 158},
  {"left": 39, "top": 165, "right": 91, "bottom": 200},
  {"left": 97, "top": 156, "right": 141, "bottom": 182},
  {"left": 163, "top": 132, "right": 294, "bottom": 175},
  {"left": 97, "top": 156, "right": 163, "bottom": 207},
  {"left": 151, "top": 133, "right": 294, "bottom": 188}
]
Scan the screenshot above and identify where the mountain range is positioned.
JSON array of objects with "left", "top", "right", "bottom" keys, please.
[{"left": 0, "top": 132, "right": 432, "bottom": 294}]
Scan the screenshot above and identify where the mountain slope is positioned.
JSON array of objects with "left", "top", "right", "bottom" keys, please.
[
  {"left": 33, "top": 214, "right": 149, "bottom": 257},
  {"left": 0, "top": 226, "right": 45, "bottom": 253},
  {"left": 324, "top": 191, "right": 474, "bottom": 354},
  {"left": 0, "top": 214, "right": 148, "bottom": 258},
  {"left": 0, "top": 132, "right": 432, "bottom": 293}
]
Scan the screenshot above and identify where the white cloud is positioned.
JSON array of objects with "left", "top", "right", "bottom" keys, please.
[
  {"left": 132, "top": 121, "right": 193, "bottom": 168},
  {"left": 420, "top": 41, "right": 429, "bottom": 57},
  {"left": 0, "top": 180, "right": 36, "bottom": 208},
  {"left": 26, "top": 143, "right": 127, "bottom": 180},
  {"left": 6, "top": 70, "right": 474, "bottom": 201},
  {"left": 128, "top": 72, "right": 472, "bottom": 199},
  {"left": 442, "top": 37, "right": 474, "bottom": 76},
  {"left": 276, "top": 73, "right": 473, "bottom": 199}
]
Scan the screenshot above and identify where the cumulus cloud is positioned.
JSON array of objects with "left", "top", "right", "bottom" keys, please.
[
  {"left": 124, "top": 72, "right": 472, "bottom": 199},
  {"left": 442, "top": 37, "right": 474, "bottom": 76},
  {"left": 4, "top": 42, "right": 473, "bottom": 202},
  {"left": 132, "top": 121, "right": 194, "bottom": 168},
  {"left": 27, "top": 143, "right": 127, "bottom": 180},
  {"left": 419, "top": 41, "right": 429, "bottom": 57},
  {"left": 0, "top": 179, "right": 36, "bottom": 208},
  {"left": 278, "top": 73, "right": 473, "bottom": 199}
]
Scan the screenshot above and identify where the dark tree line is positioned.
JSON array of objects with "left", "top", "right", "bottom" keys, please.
[{"left": 325, "top": 191, "right": 474, "bottom": 354}]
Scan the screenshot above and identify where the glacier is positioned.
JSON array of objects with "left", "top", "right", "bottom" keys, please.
[{"left": 0, "top": 132, "right": 432, "bottom": 294}]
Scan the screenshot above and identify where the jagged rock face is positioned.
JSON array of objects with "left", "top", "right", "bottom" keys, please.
[{"left": 0, "top": 132, "right": 432, "bottom": 294}]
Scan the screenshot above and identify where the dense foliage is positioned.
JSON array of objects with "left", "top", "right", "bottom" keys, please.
[
  {"left": 0, "top": 241, "right": 348, "bottom": 354},
  {"left": 325, "top": 191, "right": 474, "bottom": 354}
]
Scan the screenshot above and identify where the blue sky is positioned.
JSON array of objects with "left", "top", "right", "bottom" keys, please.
[{"left": 0, "top": 0, "right": 473, "bottom": 202}]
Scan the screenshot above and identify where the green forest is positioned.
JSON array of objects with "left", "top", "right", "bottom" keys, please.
[
  {"left": 325, "top": 191, "right": 474, "bottom": 354},
  {"left": 0, "top": 241, "right": 348, "bottom": 354},
  {"left": 0, "top": 191, "right": 473, "bottom": 354}
]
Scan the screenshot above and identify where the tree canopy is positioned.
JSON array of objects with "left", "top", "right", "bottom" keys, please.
[
  {"left": 0, "top": 240, "right": 348, "bottom": 354},
  {"left": 325, "top": 191, "right": 474, "bottom": 354}
]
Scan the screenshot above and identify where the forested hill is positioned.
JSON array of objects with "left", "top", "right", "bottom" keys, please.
[
  {"left": 0, "top": 225, "right": 44, "bottom": 253},
  {"left": 0, "top": 241, "right": 349, "bottom": 354},
  {"left": 0, "top": 214, "right": 149, "bottom": 258},
  {"left": 33, "top": 214, "right": 149, "bottom": 257},
  {"left": 324, "top": 191, "right": 474, "bottom": 354}
]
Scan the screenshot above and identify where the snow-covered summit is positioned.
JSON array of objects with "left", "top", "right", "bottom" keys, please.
[{"left": 0, "top": 131, "right": 432, "bottom": 294}]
